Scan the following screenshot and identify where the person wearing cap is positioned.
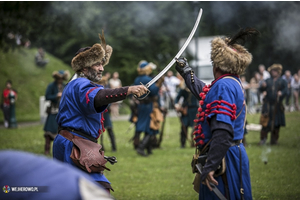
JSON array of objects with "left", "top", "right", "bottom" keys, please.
[
  {"left": 259, "top": 64, "right": 287, "bottom": 145},
  {"left": 175, "top": 28, "right": 258, "bottom": 200},
  {"left": 43, "top": 70, "right": 70, "bottom": 155},
  {"left": 52, "top": 32, "right": 148, "bottom": 193},
  {"left": 133, "top": 60, "right": 164, "bottom": 156}
]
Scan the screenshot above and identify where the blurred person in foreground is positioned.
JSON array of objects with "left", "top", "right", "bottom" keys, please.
[
  {"left": 0, "top": 150, "right": 113, "bottom": 200},
  {"left": 175, "top": 28, "right": 259, "bottom": 200},
  {"left": 53, "top": 32, "right": 147, "bottom": 193},
  {"left": 43, "top": 70, "right": 70, "bottom": 155},
  {"left": 259, "top": 64, "right": 287, "bottom": 145}
]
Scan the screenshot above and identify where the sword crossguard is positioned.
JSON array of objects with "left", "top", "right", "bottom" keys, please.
[{"left": 133, "top": 82, "right": 151, "bottom": 100}]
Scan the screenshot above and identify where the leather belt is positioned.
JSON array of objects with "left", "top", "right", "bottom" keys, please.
[
  {"left": 59, "top": 130, "right": 80, "bottom": 141},
  {"left": 231, "top": 140, "right": 242, "bottom": 146},
  {"left": 58, "top": 127, "right": 97, "bottom": 143}
]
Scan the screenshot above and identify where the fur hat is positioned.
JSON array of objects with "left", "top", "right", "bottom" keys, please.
[
  {"left": 211, "top": 37, "right": 252, "bottom": 75},
  {"left": 137, "top": 60, "right": 157, "bottom": 75},
  {"left": 52, "top": 70, "right": 70, "bottom": 81},
  {"left": 71, "top": 31, "right": 113, "bottom": 72},
  {"left": 268, "top": 63, "right": 282, "bottom": 75},
  {"left": 210, "top": 28, "right": 259, "bottom": 75}
]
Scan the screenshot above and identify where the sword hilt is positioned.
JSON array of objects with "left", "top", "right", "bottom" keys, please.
[
  {"left": 133, "top": 82, "right": 151, "bottom": 100},
  {"left": 104, "top": 156, "right": 117, "bottom": 165},
  {"left": 175, "top": 57, "right": 187, "bottom": 67}
]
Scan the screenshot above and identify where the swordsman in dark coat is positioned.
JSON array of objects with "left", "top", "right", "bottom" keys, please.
[
  {"left": 43, "top": 70, "right": 69, "bottom": 155},
  {"left": 175, "top": 28, "right": 258, "bottom": 200},
  {"left": 174, "top": 82, "right": 199, "bottom": 148},
  {"left": 259, "top": 64, "right": 287, "bottom": 145}
]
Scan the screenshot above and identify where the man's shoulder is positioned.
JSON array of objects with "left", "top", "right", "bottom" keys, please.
[
  {"left": 65, "top": 78, "right": 90, "bottom": 90},
  {"left": 69, "top": 78, "right": 91, "bottom": 85},
  {"left": 135, "top": 75, "right": 151, "bottom": 83},
  {"left": 214, "top": 77, "right": 243, "bottom": 91}
]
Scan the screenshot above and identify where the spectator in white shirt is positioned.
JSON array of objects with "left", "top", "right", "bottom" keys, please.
[{"left": 162, "top": 71, "right": 180, "bottom": 109}]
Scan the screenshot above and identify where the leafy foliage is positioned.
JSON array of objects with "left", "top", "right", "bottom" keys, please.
[
  {"left": 0, "top": 47, "right": 70, "bottom": 122},
  {"left": 1, "top": 1, "right": 300, "bottom": 85}
]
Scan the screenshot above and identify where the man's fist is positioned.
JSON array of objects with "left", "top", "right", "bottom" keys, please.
[
  {"left": 128, "top": 85, "right": 148, "bottom": 97},
  {"left": 175, "top": 57, "right": 192, "bottom": 75}
]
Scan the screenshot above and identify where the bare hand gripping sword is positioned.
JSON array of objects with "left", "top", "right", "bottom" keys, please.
[{"left": 134, "top": 8, "right": 203, "bottom": 100}]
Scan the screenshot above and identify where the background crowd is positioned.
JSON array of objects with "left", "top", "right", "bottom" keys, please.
[{"left": 241, "top": 64, "right": 300, "bottom": 114}]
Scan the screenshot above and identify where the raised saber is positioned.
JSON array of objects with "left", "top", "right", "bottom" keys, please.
[{"left": 134, "top": 8, "right": 203, "bottom": 100}]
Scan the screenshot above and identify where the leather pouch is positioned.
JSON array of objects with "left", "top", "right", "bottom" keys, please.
[
  {"left": 70, "top": 137, "right": 110, "bottom": 173},
  {"left": 260, "top": 114, "right": 269, "bottom": 127}
]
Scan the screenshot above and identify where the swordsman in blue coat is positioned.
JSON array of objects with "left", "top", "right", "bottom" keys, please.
[
  {"left": 133, "top": 60, "right": 164, "bottom": 156},
  {"left": 175, "top": 28, "right": 258, "bottom": 200},
  {"left": 53, "top": 33, "right": 148, "bottom": 193}
]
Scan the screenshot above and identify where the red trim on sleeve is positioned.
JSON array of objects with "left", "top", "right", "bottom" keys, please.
[{"left": 85, "top": 87, "right": 98, "bottom": 104}]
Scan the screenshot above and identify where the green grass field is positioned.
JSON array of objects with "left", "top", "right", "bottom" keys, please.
[
  {"left": 0, "top": 47, "right": 70, "bottom": 122},
  {"left": 0, "top": 112, "right": 300, "bottom": 200}
]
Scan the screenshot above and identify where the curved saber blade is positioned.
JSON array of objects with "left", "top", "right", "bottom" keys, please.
[{"left": 146, "top": 8, "right": 203, "bottom": 88}]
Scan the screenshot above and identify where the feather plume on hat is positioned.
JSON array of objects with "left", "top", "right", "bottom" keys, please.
[
  {"left": 211, "top": 28, "right": 259, "bottom": 75},
  {"left": 71, "top": 30, "right": 113, "bottom": 72}
]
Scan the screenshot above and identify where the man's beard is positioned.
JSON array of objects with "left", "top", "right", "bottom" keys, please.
[{"left": 86, "top": 68, "right": 102, "bottom": 82}]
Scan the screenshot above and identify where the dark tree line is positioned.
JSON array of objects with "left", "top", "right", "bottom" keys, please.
[{"left": 1, "top": 1, "right": 300, "bottom": 84}]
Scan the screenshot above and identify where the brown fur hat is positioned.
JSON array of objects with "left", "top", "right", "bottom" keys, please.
[
  {"left": 268, "top": 63, "right": 282, "bottom": 75},
  {"left": 52, "top": 70, "right": 70, "bottom": 81},
  {"left": 211, "top": 37, "right": 252, "bottom": 75},
  {"left": 71, "top": 32, "right": 113, "bottom": 72}
]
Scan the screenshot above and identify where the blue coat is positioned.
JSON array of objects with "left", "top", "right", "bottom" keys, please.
[
  {"left": 0, "top": 150, "right": 112, "bottom": 200},
  {"left": 133, "top": 75, "right": 159, "bottom": 135},
  {"left": 53, "top": 78, "right": 110, "bottom": 183},
  {"left": 183, "top": 72, "right": 252, "bottom": 200}
]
